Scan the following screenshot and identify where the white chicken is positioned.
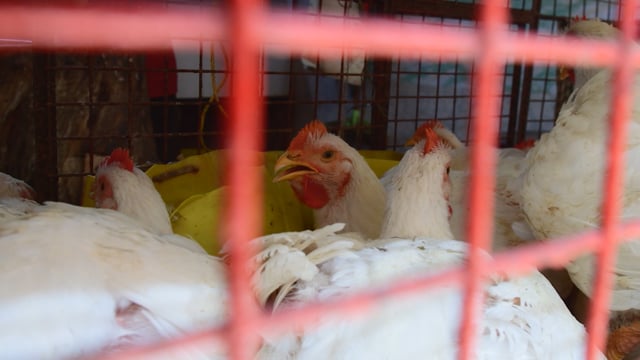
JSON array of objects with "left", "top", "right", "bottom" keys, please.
[
  {"left": 519, "top": 66, "right": 640, "bottom": 359},
  {"left": 256, "top": 127, "right": 596, "bottom": 359},
  {"left": 273, "top": 120, "right": 385, "bottom": 239},
  {"left": 398, "top": 120, "right": 535, "bottom": 250},
  {"left": 408, "top": 121, "right": 577, "bottom": 305},
  {"left": 0, "top": 171, "right": 36, "bottom": 200},
  {"left": 92, "top": 148, "right": 205, "bottom": 254},
  {"left": 0, "top": 200, "right": 228, "bottom": 359},
  {"left": 93, "top": 147, "right": 172, "bottom": 234}
]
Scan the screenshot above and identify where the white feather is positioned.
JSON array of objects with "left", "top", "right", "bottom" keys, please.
[
  {"left": 259, "top": 237, "right": 597, "bottom": 360},
  {"left": 418, "top": 141, "right": 533, "bottom": 250},
  {"left": 96, "top": 165, "right": 173, "bottom": 236},
  {"left": 95, "top": 162, "right": 207, "bottom": 254},
  {"left": 0, "top": 201, "right": 227, "bottom": 359},
  {"left": 380, "top": 140, "right": 453, "bottom": 240},
  {"left": 258, "top": 135, "right": 597, "bottom": 359}
]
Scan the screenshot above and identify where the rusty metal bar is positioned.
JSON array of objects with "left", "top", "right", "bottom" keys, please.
[
  {"left": 126, "top": 54, "right": 134, "bottom": 152},
  {"left": 514, "top": 0, "right": 542, "bottom": 144},
  {"left": 371, "top": 58, "right": 391, "bottom": 149},
  {"left": 505, "top": 61, "right": 522, "bottom": 146},
  {"left": 87, "top": 55, "right": 96, "bottom": 175},
  {"left": 32, "top": 52, "right": 58, "bottom": 201},
  {"left": 516, "top": 63, "right": 534, "bottom": 142},
  {"left": 387, "top": 0, "right": 537, "bottom": 24}
]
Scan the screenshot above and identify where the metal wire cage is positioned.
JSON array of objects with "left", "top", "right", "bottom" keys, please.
[
  {"left": 0, "top": 0, "right": 623, "bottom": 205},
  {"left": 0, "top": 0, "right": 637, "bottom": 359}
]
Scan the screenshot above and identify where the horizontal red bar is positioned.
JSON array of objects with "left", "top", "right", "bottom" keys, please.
[
  {"left": 0, "top": 4, "right": 226, "bottom": 51},
  {"left": 260, "top": 11, "right": 635, "bottom": 67},
  {"left": 0, "top": 5, "right": 638, "bottom": 69},
  {"left": 98, "top": 326, "right": 228, "bottom": 360}
]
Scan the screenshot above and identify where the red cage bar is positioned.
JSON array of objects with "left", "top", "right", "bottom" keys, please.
[
  {"left": 585, "top": 1, "right": 637, "bottom": 359},
  {"left": 1, "top": 1, "right": 639, "bottom": 360},
  {"left": 458, "top": 0, "right": 506, "bottom": 357}
]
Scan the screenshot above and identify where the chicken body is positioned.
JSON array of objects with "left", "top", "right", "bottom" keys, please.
[
  {"left": 521, "top": 68, "right": 640, "bottom": 311},
  {"left": 260, "top": 236, "right": 593, "bottom": 360},
  {"left": 0, "top": 201, "right": 228, "bottom": 359},
  {"left": 520, "top": 67, "right": 640, "bottom": 358},
  {"left": 274, "top": 120, "right": 385, "bottom": 239},
  {"left": 380, "top": 128, "right": 453, "bottom": 239},
  {"left": 258, "top": 129, "right": 595, "bottom": 359},
  {"left": 455, "top": 145, "right": 534, "bottom": 250},
  {"left": 395, "top": 121, "right": 534, "bottom": 250}
]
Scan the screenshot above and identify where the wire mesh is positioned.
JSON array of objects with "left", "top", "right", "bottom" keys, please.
[
  {"left": 3, "top": 0, "right": 625, "bottom": 205},
  {"left": 1, "top": 1, "right": 639, "bottom": 360}
]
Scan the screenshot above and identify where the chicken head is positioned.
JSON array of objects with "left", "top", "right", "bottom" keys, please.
[
  {"left": 273, "top": 120, "right": 355, "bottom": 209},
  {"left": 92, "top": 148, "right": 134, "bottom": 210}
]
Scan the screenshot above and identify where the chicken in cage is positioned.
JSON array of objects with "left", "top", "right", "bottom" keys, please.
[{"left": 0, "top": 0, "right": 639, "bottom": 359}]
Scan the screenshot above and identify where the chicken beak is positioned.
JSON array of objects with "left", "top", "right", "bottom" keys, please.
[
  {"left": 559, "top": 65, "right": 571, "bottom": 81},
  {"left": 273, "top": 152, "right": 318, "bottom": 182},
  {"left": 404, "top": 138, "right": 417, "bottom": 147}
]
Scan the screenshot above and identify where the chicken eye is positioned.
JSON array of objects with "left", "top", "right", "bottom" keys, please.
[
  {"left": 321, "top": 150, "right": 335, "bottom": 160},
  {"left": 446, "top": 167, "right": 450, "bottom": 175}
]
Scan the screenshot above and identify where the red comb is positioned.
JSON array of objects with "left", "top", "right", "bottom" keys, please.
[
  {"left": 515, "top": 139, "right": 536, "bottom": 150},
  {"left": 423, "top": 127, "right": 442, "bottom": 154},
  {"left": 424, "top": 119, "right": 444, "bottom": 129},
  {"left": 569, "top": 15, "right": 588, "bottom": 25},
  {"left": 406, "top": 120, "right": 445, "bottom": 146},
  {"left": 288, "top": 120, "right": 328, "bottom": 151},
  {"left": 100, "top": 148, "right": 134, "bottom": 172},
  {"left": 415, "top": 120, "right": 443, "bottom": 134}
]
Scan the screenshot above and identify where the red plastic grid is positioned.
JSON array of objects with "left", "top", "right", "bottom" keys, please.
[{"left": 2, "top": 2, "right": 640, "bottom": 359}]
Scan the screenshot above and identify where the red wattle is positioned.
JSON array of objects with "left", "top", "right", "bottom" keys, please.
[{"left": 292, "top": 177, "right": 330, "bottom": 209}]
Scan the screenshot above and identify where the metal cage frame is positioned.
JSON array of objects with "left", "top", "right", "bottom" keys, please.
[{"left": 0, "top": 1, "right": 638, "bottom": 359}]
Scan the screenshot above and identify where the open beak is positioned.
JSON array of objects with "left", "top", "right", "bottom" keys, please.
[{"left": 273, "top": 152, "right": 319, "bottom": 182}]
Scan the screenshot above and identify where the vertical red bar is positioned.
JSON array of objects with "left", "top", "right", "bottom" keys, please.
[
  {"left": 225, "top": 1, "right": 264, "bottom": 359},
  {"left": 458, "top": 0, "right": 506, "bottom": 359},
  {"left": 586, "top": 2, "right": 637, "bottom": 359}
]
